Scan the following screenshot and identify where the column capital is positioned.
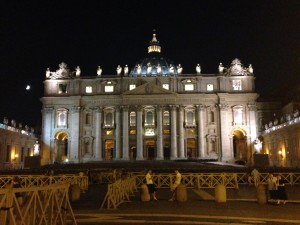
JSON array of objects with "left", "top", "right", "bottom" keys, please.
[
  {"left": 92, "top": 106, "right": 103, "bottom": 112},
  {"left": 42, "top": 107, "right": 54, "bottom": 113},
  {"left": 196, "top": 104, "right": 206, "bottom": 111},
  {"left": 169, "top": 105, "right": 178, "bottom": 110},
  {"left": 217, "top": 103, "right": 229, "bottom": 111},
  {"left": 121, "top": 105, "right": 129, "bottom": 111},
  {"left": 247, "top": 103, "right": 257, "bottom": 111},
  {"left": 71, "top": 106, "right": 81, "bottom": 113}
]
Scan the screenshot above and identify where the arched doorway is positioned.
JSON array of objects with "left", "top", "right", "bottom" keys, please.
[
  {"left": 232, "top": 129, "right": 247, "bottom": 161},
  {"left": 104, "top": 140, "right": 114, "bottom": 160},
  {"left": 145, "top": 139, "right": 155, "bottom": 160},
  {"left": 55, "top": 131, "right": 68, "bottom": 162},
  {"left": 187, "top": 138, "right": 196, "bottom": 159}
]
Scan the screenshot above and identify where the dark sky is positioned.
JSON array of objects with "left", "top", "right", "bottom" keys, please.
[{"left": 0, "top": 0, "right": 299, "bottom": 128}]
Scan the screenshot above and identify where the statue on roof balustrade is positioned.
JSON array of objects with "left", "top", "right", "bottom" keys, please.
[
  {"left": 97, "top": 66, "right": 102, "bottom": 76},
  {"left": 116, "top": 65, "right": 122, "bottom": 75},
  {"left": 196, "top": 64, "right": 201, "bottom": 74},
  {"left": 124, "top": 65, "right": 129, "bottom": 75},
  {"left": 177, "top": 64, "right": 183, "bottom": 74}
]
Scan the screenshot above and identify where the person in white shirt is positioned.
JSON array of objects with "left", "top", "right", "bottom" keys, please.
[{"left": 169, "top": 170, "right": 182, "bottom": 201}]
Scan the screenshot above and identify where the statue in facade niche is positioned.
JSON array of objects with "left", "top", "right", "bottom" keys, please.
[
  {"left": 218, "top": 63, "right": 224, "bottom": 73},
  {"left": 196, "top": 64, "right": 201, "bottom": 74},
  {"left": 116, "top": 65, "right": 122, "bottom": 75},
  {"left": 124, "top": 65, "right": 129, "bottom": 75},
  {"left": 293, "top": 109, "right": 299, "bottom": 118},
  {"left": 75, "top": 66, "right": 81, "bottom": 77},
  {"left": 177, "top": 64, "right": 183, "bottom": 74},
  {"left": 97, "top": 66, "right": 102, "bottom": 76}
]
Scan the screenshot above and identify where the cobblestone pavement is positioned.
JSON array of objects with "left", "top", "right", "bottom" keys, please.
[{"left": 71, "top": 184, "right": 300, "bottom": 225}]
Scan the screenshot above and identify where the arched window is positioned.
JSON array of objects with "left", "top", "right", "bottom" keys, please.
[
  {"left": 163, "top": 111, "right": 170, "bottom": 125},
  {"left": 85, "top": 113, "right": 91, "bottom": 125},
  {"left": 187, "top": 111, "right": 194, "bottom": 125},
  {"left": 130, "top": 112, "right": 136, "bottom": 126},
  {"left": 105, "top": 112, "right": 113, "bottom": 126},
  {"left": 145, "top": 109, "right": 155, "bottom": 126},
  {"left": 56, "top": 109, "right": 68, "bottom": 127}
]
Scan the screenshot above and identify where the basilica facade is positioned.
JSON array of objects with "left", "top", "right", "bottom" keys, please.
[{"left": 40, "top": 33, "right": 259, "bottom": 165}]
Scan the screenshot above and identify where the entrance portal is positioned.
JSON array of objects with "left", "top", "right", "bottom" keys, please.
[
  {"left": 187, "top": 138, "right": 196, "bottom": 159},
  {"left": 145, "top": 139, "right": 155, "bottom": 160},
  {"left": 233, "top": 129, "right": 247, "bottom": 161},
  {"left": 104, "top": 140, "right": 114, "bottom": 160},
  {"left": 55, "top": 131, "right": 68, "bottom": 162}
]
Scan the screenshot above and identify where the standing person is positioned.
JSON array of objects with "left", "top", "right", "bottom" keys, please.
[
  {"left": 146, "top": 170, "right": 157, "bottom": 201},
  {"left": 169, "top": 170, "right": 182, "bottom": 201},
  {"left": 251, "top": 168, "right": 260, "bottom": 187},
  {"left": 276, "top": 175, "right": 288, "bottom": 204},
  {"left": 267, "top": 173, "right": 277, "bottom": 201}
]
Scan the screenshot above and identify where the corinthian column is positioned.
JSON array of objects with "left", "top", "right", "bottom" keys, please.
[
  {"left": 122, "top": 106, "right": 129, "bottom": 160},
  {"left": 178, "top": 105, "right": 185, "bottom": 159},
  {"left": 94, "top": 107, "right": 103, "bottom": 160},
  {"left": 136, "top": 106, "right": 144, "bottom": 160},
  {"left": 197, "top": 104, "right": 205, "bottom": 159},
  {"left": 115, "top": 107, "right": 121, "bottom": 159},
  {"left": 156, "top": 106, "right": 164, "bottom": 160},
  {"left": 170, "top": 105, "right": 178, "bottom": 159}
]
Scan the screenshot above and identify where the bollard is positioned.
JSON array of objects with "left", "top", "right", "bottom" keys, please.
[
  {"left": 176, "top": 184, "right": 187, "bottom": 202},
  {"left": 140, "top": 184, "right": 150, "bottom": 202},
  {"left": 256, "top": 184, "right": 267, "bottom": 204},
  {"left": 215, "top": 184, "right": 226, "bottom": 203},
  {"left": 70, "top": 184, "right": 81, "bottom": 202}
]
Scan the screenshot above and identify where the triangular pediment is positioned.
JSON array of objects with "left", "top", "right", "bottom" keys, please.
[{"left": 123, "top": 82, "right": 176, "bottom": 95}]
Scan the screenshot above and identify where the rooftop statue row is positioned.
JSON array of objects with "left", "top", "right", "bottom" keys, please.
[{"left": 45, "top": 59, "right": 253, "bottom": 80}]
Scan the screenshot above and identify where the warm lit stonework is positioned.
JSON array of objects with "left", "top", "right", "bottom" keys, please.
[{"left": 41, "top": 33, "right": 261, "bottom": 165}]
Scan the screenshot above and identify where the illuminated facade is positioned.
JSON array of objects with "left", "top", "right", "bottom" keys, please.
[
  {"left": 41, "top": 33, "right": 259, "bottom": 165},
  {"left": 0, "top": 119, "right": 37, "bottom": 169}
]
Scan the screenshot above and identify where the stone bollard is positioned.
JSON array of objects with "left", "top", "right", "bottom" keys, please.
[
  {"left": 215, "top": 184, "right": 226, "bottom": 203},
  {"left": 140, "top": 184, "right": 150, "bottom": 202},
  {"left": 176, "top": 184, "right": 187, "bottom": 202},
  {"left": 70, "top": 184, "right": 81, "bottom": 202},
  {"left": 256, "top": 184, "right": 267, "bottom": 204}
]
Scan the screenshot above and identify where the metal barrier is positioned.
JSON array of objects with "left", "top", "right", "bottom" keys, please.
[
  {"left": 0, "top": 183, "right": 77, "bottom": 225},
  {"left": 0, "top": 174, "right": 89, "bottom": 192},
  {"left": 93, "top": 171, "right": 300, "bottom": 187},
  {"left": 100, "top": 177, "right": 137, "bottom": 209}
]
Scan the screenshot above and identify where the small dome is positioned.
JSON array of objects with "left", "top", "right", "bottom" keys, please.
[{"left": 130, "top": 32, "right": 177, "bottom": 77}]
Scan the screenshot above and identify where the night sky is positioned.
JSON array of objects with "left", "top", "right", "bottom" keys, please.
[{"left": 0, "top": 0, "right": 299, "bottom": 129}]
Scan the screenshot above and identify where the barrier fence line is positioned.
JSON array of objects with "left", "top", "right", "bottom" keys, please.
[
  {"left": 0, "top": 183, "right": 77, "bottom": 225},
  {"left": 100, "top": 177, "right": 137, "bottom": 210},
  {"left": 0, "top": 174, "right": 89, "bottom": 192}
]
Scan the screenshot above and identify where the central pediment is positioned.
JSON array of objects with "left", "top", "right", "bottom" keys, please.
[{"left": 122, "top": 82, "right": 176, "bottom": 95}]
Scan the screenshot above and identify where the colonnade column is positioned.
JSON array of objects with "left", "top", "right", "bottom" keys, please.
[
  {"left": 122, "top": 106, "right": 129, "bottom": 160},
  {"left": 41, "top": 107, "right": 54, "bottom": 165},
  {"left": 170, "top": 105, "right": 178, "bottom": 159},
  {"left": 218, "top": 103, "right": 231, "bottom": 161},
  {"left": 156, "top": 106, "right": 164, "bottom": 160},
  {"left": 248, "top": 104, "right": 258, "bottom": 164},
  {"left": 94, "top": 107, "right": 103, "bottom": 161},
  {"left": 70, "top": 106, "right": 80, "bottom": 163},
  {"left": 197, "top": 104, "right": 205, "bottom": 159},
  {"left": 136, "top": 106, "right": 144, "bottom": 160},
  {"left": 178, "top": 105, "right": 185, "bottom": 159},
  {"left": 115, "top": 107, "right": 121, "bottom": 159}
]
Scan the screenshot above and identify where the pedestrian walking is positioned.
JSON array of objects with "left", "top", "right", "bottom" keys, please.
[
  {"left": 169, "top": 170, "right": 182, "bottom": 201},
  {"left": 146, "top": 170, "right": 158, "bottom": 201},
  {"left": 276, "top": 175, "right": 288, "bottom": 204}
]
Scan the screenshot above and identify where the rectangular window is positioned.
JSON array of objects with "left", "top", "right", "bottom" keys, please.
[
  {"left": 86, "top": 86, "right": 92, "bottom": 93},
  {"left": 145, "top": 128, "right": 155, "bottom": 136},
  {"left": 105, "top": 85, "right": 114, "bottom": 92},
  {"left": 185, "top": 84, "right": 194, "bottom": 91},
  {"left": 233, "top": 80, "right": 242, "bottom": 90},
  {"left": 207, "top": 84, "right": 213, "bottom": 91},
  {"left": 129, "top": 84, "right": 136, "bottom": 90},
  {"left": 162, "top": 84, "right": 169, "bottom": 90},
  {"left": 58, "top": 84, "right": 67, "bottom": 94}
]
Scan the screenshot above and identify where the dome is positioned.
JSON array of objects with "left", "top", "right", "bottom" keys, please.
[{"left": 129, "top": 33, "right": 178, "bottom": 77}]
